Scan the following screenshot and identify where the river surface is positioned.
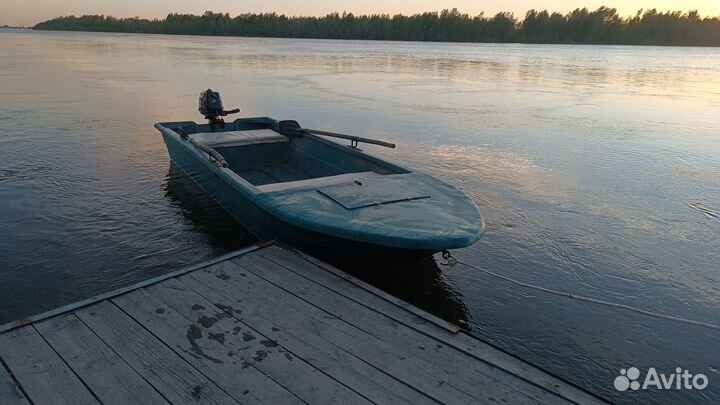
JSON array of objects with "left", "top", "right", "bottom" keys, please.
[{"left": 1, "top": 28, "right": 719, "bottom": 404}]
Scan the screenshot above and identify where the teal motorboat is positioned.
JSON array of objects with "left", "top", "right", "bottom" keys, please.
[{"left": 155, "top": 90, "right": 484, "bottom": 262}]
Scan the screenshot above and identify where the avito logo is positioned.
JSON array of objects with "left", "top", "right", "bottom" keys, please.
[{"left": 614, "top": 367, "right": 709, "bottom": 392}]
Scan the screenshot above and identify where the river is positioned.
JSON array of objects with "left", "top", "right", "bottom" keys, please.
[{"left": 1, "top": 28, "right": 719, "bottom": 404}]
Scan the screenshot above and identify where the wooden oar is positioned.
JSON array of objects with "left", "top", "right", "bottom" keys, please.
[{"left": 276, "top": 120, "right": 396, "bottom": 149}]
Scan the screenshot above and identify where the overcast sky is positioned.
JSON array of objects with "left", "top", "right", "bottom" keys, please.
[{"left": 2, "top": 0, "right": 719, "bottom": 27}]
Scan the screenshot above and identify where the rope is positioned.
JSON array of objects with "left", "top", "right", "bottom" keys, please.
[{"left": 441, "top": 251, "right": 720, "bottom": 332}]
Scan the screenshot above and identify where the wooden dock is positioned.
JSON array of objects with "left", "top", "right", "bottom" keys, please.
[{"left": 0, "top": 243, "right": 608, "bottom": 405}]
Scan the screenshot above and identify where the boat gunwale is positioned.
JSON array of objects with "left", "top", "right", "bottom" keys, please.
[{"left": 155, "top": 117, "right": 416, "bottom": 199}]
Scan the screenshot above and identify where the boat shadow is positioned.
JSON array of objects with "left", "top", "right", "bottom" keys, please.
[
  {"left": 164, "top": 163, "right": 470, "bottom": 328},
  {"left": 335, "top": 257, "right": 471, "bottom": 328}
]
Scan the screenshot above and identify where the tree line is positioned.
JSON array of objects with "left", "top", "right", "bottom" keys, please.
[{"left": 33, "top": 7, "right": 720, "bottom": 46}]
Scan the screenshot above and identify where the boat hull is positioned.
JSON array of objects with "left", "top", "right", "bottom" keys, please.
[{"left": 161, "top": 130, "right": 435, "bottom": 264}]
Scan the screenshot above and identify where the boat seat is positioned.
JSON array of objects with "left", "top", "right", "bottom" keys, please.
[
  {"left": 257, "top": 171, "right": 382, "bottom": 193},
  {"left": 190, "top": 129, "right": 289, "bottom": 148}
]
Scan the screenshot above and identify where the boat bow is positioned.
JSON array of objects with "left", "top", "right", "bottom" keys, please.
[{"left": 255, "top": 172, "right": 484, "bottom": 251}]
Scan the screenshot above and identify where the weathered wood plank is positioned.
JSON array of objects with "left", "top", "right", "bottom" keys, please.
[
  {"left": 182, "top": 268, "right": 437, "bottom": 405},
  {"left": 260, "top": 246, "right": 607, "bottom": 405},
  {"left": 231, "top": 256, "right": 555, "bottom": 404},
  {"left": 145, "top": 278, "right": 379, "bottom": 404},
  {"left": 0, "top": 361, "right": 30, "bottom": 405},
  {"left": 35, "top": 313, "right": 171, "bottom": 405},
  {"left": 75, "top": 301, "right": 240, "bottom": 405},
  {"left": 260, "top": 246, "right": 458, "bottom": 331},
  {"left": 113, "top": 281, "right": 321, "bottom": 405},
  {"left": 0, "top": 325, "right": 99, "bottom": 405},
  {"left": 244, "top": 249, "right": 570, "bottom": 404},
  {"left": 0, "top": 243, "right": 606, "bottom": 405},
  {"left": 187, "top": 261, "right": 508, "bottom": 405}
]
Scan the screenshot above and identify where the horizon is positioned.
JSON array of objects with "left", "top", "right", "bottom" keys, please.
[{"left": 2, "top": 1, "right": 720, "bottom": 27}]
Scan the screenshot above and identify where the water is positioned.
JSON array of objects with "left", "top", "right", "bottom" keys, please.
[{"left": 1, "top": 28, "right": 719, "bottom": 404}]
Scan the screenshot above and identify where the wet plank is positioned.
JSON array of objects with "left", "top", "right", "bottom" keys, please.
[
  {"left": 34, "top": 313, "right": 171, "bottom": 405},
  {"left": 259, "top": 245, "right": 607, "bottom": 405},
  {"left": 236, "top": 251, "right": 563, "bottom": 402},
  {"left": 113, "top": 280, "right": 328, "bottom": 405},
  {"left": 184, "top": 268, "right": 435, "bottom": 405},
  {"left": 0, "top": 326, "right": 99, "bottom": 405},
  {"left": 0, "top": 362, "right": 30, "bottom": 405},
  {"left": 75, "top": 301, "right": 240, "bottom": 405},
  {"left": 187, "top": 261, "right": 500, "bottom": 404}
]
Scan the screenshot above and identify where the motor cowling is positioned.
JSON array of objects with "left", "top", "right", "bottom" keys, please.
[
  {"left": 198, "top": 89, "right": 239, "bottom": 125},
  {"left": 199, "top": 89, "right": 223, "bottom": 118}
]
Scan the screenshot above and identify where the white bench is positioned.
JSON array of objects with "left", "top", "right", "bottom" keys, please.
[{"left": 190, "top": 129, "right": 289, "bottom": 148}]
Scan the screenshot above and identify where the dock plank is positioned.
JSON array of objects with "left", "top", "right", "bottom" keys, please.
[
  {"left": 150, "top": 277, "right": 376, "bottom": 405},
  {"left": 34, "top": 313, "right": 171, "bottom": 405},
  {"left": 0, "top": 243, "right": 608, "bottom": 405},
  {"left": 0, "top": 361, "right": 30, "bottom": 405},
  {"left": 114, "top": 280, "right": 339, "bottom": 405},
  {"left": 245, "top": 248, "right": 571, "bottom": 403},
  {"left": 259, "top": 245, "right": 607, "bottom": 405},
  {"left": 183, "top": 268, "right": 437, "bottom": 405},
  {"left": 188, "top": 261, "right": 515, "bottom": 405},
  {"left": 0, "top": 325, "right": 99, "bottom": 405},
  {"left": 75, "top": 301, "right": 240, "bottom": 405}
]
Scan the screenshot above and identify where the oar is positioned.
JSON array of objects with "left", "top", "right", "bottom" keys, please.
[
  {"left": 275, "top": 120, "right": 396, "bottom": 149},
  {"left": 176, "top": 126, "right": 229, "bottom": 168}
]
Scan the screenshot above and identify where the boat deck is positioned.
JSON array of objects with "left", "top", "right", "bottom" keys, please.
[{"left": 0, "top": 243, "right": 608, "bottom": 405}]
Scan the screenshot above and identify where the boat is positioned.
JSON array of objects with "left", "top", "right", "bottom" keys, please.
[{"left": 154, "top": 90, "right": 484, "bottom": 262}]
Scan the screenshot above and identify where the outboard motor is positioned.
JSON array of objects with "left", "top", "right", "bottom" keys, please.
[{"left": 198, "top": 89, "right": 239, "bottom": 129}]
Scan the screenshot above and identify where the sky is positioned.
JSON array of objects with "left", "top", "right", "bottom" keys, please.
[{"left": 2, "top": 0, "right": 719, "bottom": 27}]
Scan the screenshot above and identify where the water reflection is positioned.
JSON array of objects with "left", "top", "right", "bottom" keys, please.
[
  {"left": 164, "top": 164, "right": 256, "bottom": 252},
  {"left": 339, "top": 256, "right": 471, "bottom": 328}
]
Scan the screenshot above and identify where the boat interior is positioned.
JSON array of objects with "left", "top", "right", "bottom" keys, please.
[{"left": 188, "top": 128, "right": 408, "bottom": 191}]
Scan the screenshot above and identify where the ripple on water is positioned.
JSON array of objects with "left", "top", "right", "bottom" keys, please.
[{"left": 687, "top": 201, "right": 720, "bottom": 220}]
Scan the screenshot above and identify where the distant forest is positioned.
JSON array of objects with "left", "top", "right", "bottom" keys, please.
[{"left": 34, "top": 7, "right": 720, "bottom": 46}]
